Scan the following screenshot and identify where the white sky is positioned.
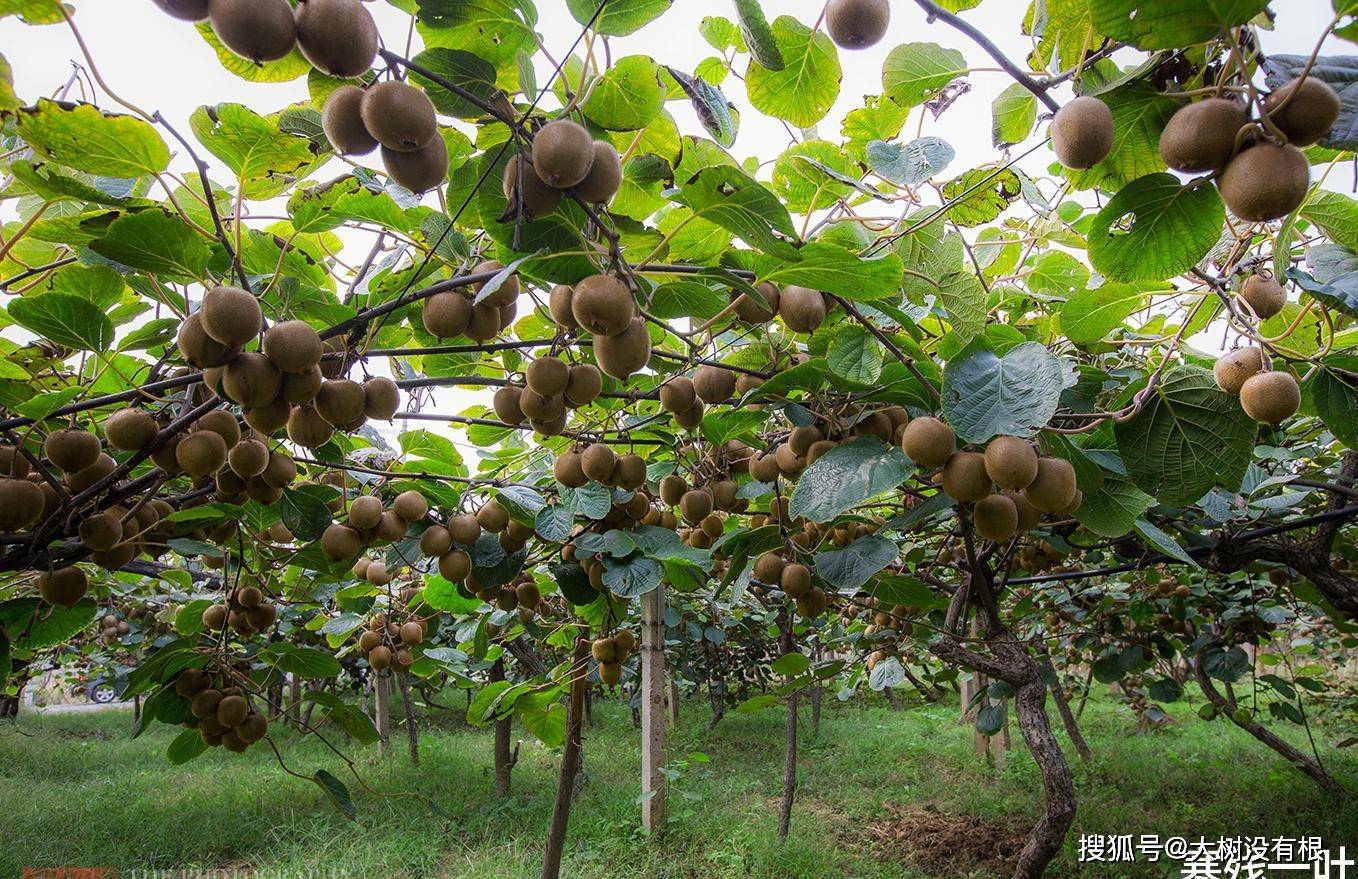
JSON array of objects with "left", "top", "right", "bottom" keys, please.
[{"left": 0, "top": 0, "right": 1347, "bottom": 463}]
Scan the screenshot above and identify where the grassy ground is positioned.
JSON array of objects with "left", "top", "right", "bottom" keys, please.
[{"left": 1, "top": 688, "right": 1355, "bottom": 879}]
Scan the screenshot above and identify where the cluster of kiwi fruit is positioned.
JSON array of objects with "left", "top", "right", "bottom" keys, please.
[
  {"left": 494, "top": 353, "right": 603, "bottom": 438},
  {"left": 747, "top": 407, "right": 911, "bottom": 486},
  {"left": 1212, "top": 343, "right": 1301, "bottom": 425},
  {"left": 0, "top": 444, "right": 57, "bottom": 533},
  {"left": 751, "top": 550, "right": 829, "bottom": 619},
  {"left": 324, "top": 78, "right": 449, "bottom": 193},
  {"left": 357, "top": 611, "right": 430, "bottom": 673},
  {"left": 1158, "top": 76, "right": 1337, "bottom": 222},
  {"left": 503, "top": 118, "right": 623, "bottom": 220},
  {"left": 901, "top": 418, "right": 1080, "bottom": 540},
  {"left": 469, "top": 574, "right": 544, "bottom": 631},
  {"left": 652, "top": 471, "right": 743, "bottom": 550},
  {"left": 175, "top": 667, "right": 269, "bottom": 752},
  {"left": 201, "top": 581, "right": 280, "bottom": 637},
  {"left": 320, "top": 488, "right": 431, "bottom": 562},
  {"left": 96, "top": 610, "right": 133, "bottom": 646},
  {"left": 1013, "top": 539, "right": 1070, "bottom": 576},
  {"left": 553, "top": 443, "right": 647, "bottom": 491},
  {"left": 423, "top": 260, "right": 523, "bottom": 345},
  {"left": 549, "top": 272, "right": 651, "bottom": 382},
  {"left": 591, "top": 629, "right": 637, "bottom": 686}
]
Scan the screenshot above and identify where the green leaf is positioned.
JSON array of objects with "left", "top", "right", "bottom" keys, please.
[
  {"left": 583, "top": 55, "right": 667, "bottom": 131},
  {"left": 744, "top": 15, "right": 841, "bottom": 128},
  {"left": 1113, "top": 365, "right": 1256, "bottom": 507},
  {"left": 195, "top": 22, "right": 311, "bottom": 82},
  {"left": 789, "top": 436, "right": 915, "bottom": 523},
  {"left": 827, "top": 325, "right": 883, "bottom": 384},
  {"left": 991, "top": 83, "right": 1037, "bottom": 147},
  {"left": 9, "top": 293, "right": 114, "bottom": 351},
  {"left": 751, "top": 242, "right": 903, "bottom": 300},
  {"left": 1024, "top": 0, "right": 1097, "bottom": 71},
  {"left": 1202, "top": 644, "right": 1250, "bottom": 683},
  {"left": 409, "top": 48, "right": 500, "bottom": 120},
  {"left": 814, "top": 535, "right": 898, "bottom": 590},
  {"left": 771, "top": 652, "right": 810, "bottom": 676},
  {"left": 534, "top": 505, "right": 573, "bottom": 543},
  {"left": 279, "top": 484, "right": 337, "bottom": 542},
  {"left": 88, "top": 210, "right": 212, "bottom": 282},
  {"left": 1135, "top": 518, "right": 1200, "bottom": 567},
  {"left": 422, "top": 574, "right": 482, "bottom": 614},
  {"left": 16, "top": 99, "right": 169, "bottom": 178},
  {"left": 1091, "top": 0, "right": 1270, "bottom": 50},
  {"left": 1305, "top": 357, "right": 1358, "bottom": 449},
  {"left": 565, "top": 0, "right": 673, "bottom": 35},
  {"left": 936, "top": 271, "right": 987, "bottom": 344},
  {"left": 167, "top": 728, "right": 210, "bottom": 765},
  {"left": 734, "top": 0, "right": 784, "bottom": 70},
  {"left": 289, "top": 176, "right": 411, "bottom": 234},
  {"left": 1148, "top": 677, "right": 1185, "bottom": 703},
  {"left": 1073, "top": 477, "right": 1153, "bottom": 537},
  {"left": 942, "top": 341, "right": 1065, "bottom": 443},
  {"left": 1088, "top": 173, "right": 1224, "bottom": 283},
  {"left": 1059, "top": 283, "right": 1149, "bottom": 345},
  {"left": 265, "top": 643, "right": 342, "bottom": 678},
  {"left": 190, "top": 103, "right": 321, "bottom": 200},
  {"left": 668, "top": 67, "right": 738, "bottom": 148},
  {"left": 866, "top": 137, "right": 955, "bottom": 186},
  {"left": 313, "top": 769, "right": 357, "bottom": 820},
  {"left": 975, "top": 703, "right": 1007, "bottom": 736},
  {"left": 941, "top": 167, "right": 1022, "bottom": 227},
  {"left": 882, "top": 42, "right": 967, "bottom": 108},
  {"left": 602, "top": 555, "right": 664, "bottom": 598},
  {"left": 672, "top": 165, "right": 799, "bottom": 259}
]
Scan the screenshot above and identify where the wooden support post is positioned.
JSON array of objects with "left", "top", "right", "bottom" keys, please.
[
  {"left": 666, "top": 676, "right": 679, "bottom": 727},
  {"left": 374, "top": 672, "right": 391, "bottom": 756},
  {"left": 641, "top": 582, "right": 667, "bottom": 830}
]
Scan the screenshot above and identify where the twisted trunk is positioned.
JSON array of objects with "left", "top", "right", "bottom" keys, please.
[
  {"left": 491, "top": 658, "right": 517, "bottom": 796},
  {"left": 540, "top": 637, "right": 589, "bottom": 879},
  {"left": 776, "top": 611, "right": 797, "bottom": 839},
  {"left": 397, "top": 674, "right": 419, "bottom": 765},
  {"left": 1040, "top": 654, "right": 1091, "bottom": 763}
]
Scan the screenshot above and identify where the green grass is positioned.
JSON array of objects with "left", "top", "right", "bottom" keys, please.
[{"left": 1, "top": 690, "right": 1355, "bottom": 878}]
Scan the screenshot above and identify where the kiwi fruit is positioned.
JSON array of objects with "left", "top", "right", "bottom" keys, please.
[
  {"left": 780, "top": 563, "right": 812, "bottom": 598},
  {"left": 237, "top": 713, "right": 269, "bottom": 744},
  {"left": 344, "top": 496, "right": 379, "bottom": 532},
  {"left": 660, "top": 377, "right": 697, "bottom": 414},
  {"left": 153, "top": 0, "right": 211, "bottom": 21},
  {"left": 423, "top": 291, "right": 472, "bottom": 339},
  {"left": 693, "top": 365, "right": 736, "bottom": 403},
  {"left": 571, "top": 273, "right": 635, "bottom": 336},
  {"left": 531, "top": 120, "right": 596, "bottom": 188},
  {"left": 178, "top": 312, "right": 236, "bottom": 369},
  {"left": 294, "top": 0, "right": 378, "bottom": 78},
  {"left": 470, "top": 260, "right": 519, "bottom": 309},
  {"left": 554, "top": 450, "right": 588, "bottom": 487},
  {"left": 779, "top": 285, "right": 827, "bottom": 333},
  {"left": 420, "top": 525, "right": 454, "bottom": 557},
  {"left": 1238, "top": 273, "right": 1286, "bottom": 320},
  {"left": 104, "top": 409, "right": 158, "bottom": 453},
  {"left": 90, "top": 541, "right": 137, "bottom": 572},
  {"left": 322, "top": 85, "right": 378, "bottom": 155},
  {"left": 0, "top": 448, "right": 28, "bottom": 481},
  {"left": 573, "top": 141, "right": 623, "bottom": 203},
  {"left": 1240, "top": 370, "right": 1301, "bottom": 424},
  {"left": 1213, "top": 346, "right": 1264, "bottom": 395},
  {"left": 735, "top": 282, "right": 780, "bottom": 323},
  {"left": 65, "top": 453, "right": 116, "bottom": 494},
  {"left": 581, "top": 444, "right": 618, "bottom": 483},
  {"left": 246, "top": 397, "right": 292, "bottom": 435},
  {"left": 438, "top": 549, "right": 472, "bottom": 581},
  {"left": 1023, "top": 457, "right": 1078, "bottom": 513},
  {"left": 464, "top": 302, "right": 504, "bottom": 341},
  {"left": 196, "top": 410, "right": 242, "bottom": 448},
  {"left": 754, "top": 551, "right": 784, "bottom": 584},
  {"left": 1051, "top": 96, "right": 1114, "bottom": 170},
  {"left": 1219, "top": 144, "right": 1310, "bottom": 223},
  {"left": 1159, "top": 98, "right": 1248, "bottom": 173},
  {"left": 226, "top": 437, "right": 268, "bottom": 479},
  {"left": 679, "top": 489, "right": 714, "bottom": 525},
  {"left": 565, "top": 364, "right": 602, "bottom": 407},
  {"left": 615, "top": 454, "right": 647, "bottom": 491},
  {"left": 322, "top": 523, "right": 362, "bottom": 560},
  {"left": 591, "top": 637, "right": 618, "bottom": 664},
  {"left": 1265, "top": 77, "right": 1341, "bottom": 147},
  {"left": 520, "top": 388, "right": 565, "bottom": 423},
  {"left": 527, "top": 356, "right": 570, "bottom": 396},
  {"left": 287, "top": 404, "right": 334, "bottom": 448},
  {"left": 973, "top": 494, "right": 1019, "bottom": 542},
  {"left": 79, "top": 511, "right": 124, "bottom": 553},
  {"left": 43, "top": 428, "right": 100, "bottom": 474},
  {"left": 315, "top": 379, "right": 367, "bottom": 428},
  {"left": 261, "top": 320, "right": 323, "bottom": 374},
  {"left": 548, "top": 284, "right": 579, "bottom": 330},
  {"left": 825, "top": 0, "right": 890, "bottom": 49},
  {"left": 261, "top": 452, "right": 297, "bottom": 488},
  {"left": 376, "top": 510, "right": 408, "bottom": 541},
  {"left": 1006, "top": 489, "right": 1042, "bottom": 532},
  {"left": 394, "top": 490, "right": 428, "bottom": 522},
  {"left": 222, "top": 353, "right": 282, "bottom": 409},
  {"left": 595, "top": 318, "right": 651, "bottom": 380},
  {"left": 382, "top": 137, "right": 448, "bottom": 193},
  {"left": 492, "top": 385, "right": 526, "bottom": 425},
  {"left": 449, "top": 513, "right": 481, "bottom": 545},
  {"left": 983, "top": 436, "right": 1038, "bottom": 490},
  {"left": 901, "top": 416, "right": 955, "bottom": 469},
  {"left": 502, "top": 154, "right": 563, "bottom": 219},
  {"left": 0, "top": 478, "right": 44, "bottom": 531},
  {"left": 175, "top": 430, "right": 227, "bottom": 478},
  {"left": 208, "top": 0, "right": 297, "bottom": 63},
  {"left": 477, "top": 499, "right": 509, "bottom": 533},
  {"left": 941, "top": 451, "right": 991, "bottom": 503},
  {"left": 362, "top": 81, "right": 438, "bottom": 152},
  {"left": 201, "top": 285, "right": 263, "bottom": 349},
  {"left": 217, "top": 694, "right": 249, "bottom": 729}
]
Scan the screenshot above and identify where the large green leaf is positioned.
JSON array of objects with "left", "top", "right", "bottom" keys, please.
[
  {"left": 0, "top": 598, "right": 94, "bottom": 650},
  {"left": 673, "top": 165, "right": 799, "bottom": 259},
  {"left": 882, "top": 42, "right": 967, "bottom": 108},
  {"left": 409, "top": 48, "right": 500, "bottom": 120},
  {"left": 734, "top": 0, "right": 784, "bottom": 70},
  {"left": 942, "top": 341, "right": 1066, "bottom": 443},
  {"left": 1088, "top": 173, "right": 1224, "bottom": 283},
  {"left": 16, "top": 99, "right": 169, "bottom": 178},
  {"left": 936, "top": 271, "right": 987, "bottom": 343},
  {"left": 602, "top": 555, "right": 664, "bottom": 597},
  {"left": 583, "top": 55, "right": 667, "bottom": 131},
  {"left": 744, "top": 15, "right": 841, "bottom": 128},
  {"left": 1075, "top": 477, "right": 1154, "bottom": 537},
  {"left": 190, "top": 103, "right": 321, "bottom": 200},
  {"left": 991, "top": 83, "right": 1037, "bottom": 147},
  {"left": 1304, "top": 357, "right": 1358, "bottom": 450},
  {"left": 1091, "top": 0, "right": 1271, "bottom": 50},
  {"left": 9, "top": 292, "right": 114, "bottom": 351},
  {"left": 866, "top": 137, "right": 955, "bottom": 186},
  {"left": 1024, "top": 0, "right": 1098, "bottom": 71},
  {"left": 1059, "top": 283, "right": 1149, "bottom": 345},
  {"left": 565, "top": 0, "right": 673, "bottom": 35},
  {"left": 1113, "top": 365, "right": 1256, "bottom": 507},
  {"left": 814, "top": 535, "right": 898, "bottom": 590},
  {"left": 89, "top": 210, "right": 212, "bottom": 283},
  {"left": 827, "top": 325, "right": 883, "bottom": 384},
  {"left": 751, "top": 242, "right": 903, "bottom": 300},
  {"left": 941, "top": 167, "right": 1022, "bottom": 227},
  {"left": 789, "top": 436, "right": 915, "bottom": 523}
]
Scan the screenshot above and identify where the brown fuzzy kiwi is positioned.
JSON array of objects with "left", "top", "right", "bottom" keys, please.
[
  {"left": 659, "top": 474, "right": 687, "bottom": 506},
  {"left": 679, "top": 488, "right": 714, "bottom": 525},
  {"left": 208, "top": 0, "right": 297, "bottom": 63},
  {"left": 422, "top": 291, "right": 472, "bottom": 339},
  {"left": 153, "top": 0, "right": 211, "bottom": 21},
  {"left": 519, "top": 388, "right": 565, "bottom": 422},
  {"left": 735, "top": 282, "right": 780, "bottom": 323},
  {"left": 754, "top": 551, "right": 784, "bottom": 584},
  {"left": 178, "top": 312, "right": 236, "bottom": 369},
  {"left": 362, "top": 377, "right": 400, "bottom": 421},
  {"left": 222, "top": 353, "right": 282, "bottom": 409},
  {"left": 1218, "top": 144, "right": 1310, "bottom": 223},
  {"left": 581, "top": 443, "right": 618, "bottom": 483},
  {"left": 780, "top": 563, "right": 812, "bottom": 598},
  {"left": 103, "top": 410, "right": 158, "bottom": 453},
  {"left": 246, "top": 397, "right": 292, "bottom": 435},
  {"left": 376, "top": 510, "right": 408, "bottom": 542},
  {"left": 246, "top": 475, "right": 283, "bottom": 505},
  {"left": 322, "top": 523, "right": 362, "bottom": 560},
  {"left": 673, "top": 400, "right": 704, "bottom": 429},
  {"left": 748, "top": 451, "right": 781, "bottom": 483},
  {"left": 492, "top": 385, "right": 526, "bottom": 425},
  {"left": 526, "top": 356, "right": 570, "bottom": 396},
  {"left": 217, "top": 694, "right": 249, "bottom": 729},
  {"left": 287, "top": 404, "right": 334, "bottom": 448},
  {"left": 940, "top": 451, "right": 991, "bottom": 503},
  {"left": 449, "top": 513, "right": 481, "bottom": 545},
  {"left": 472, "top": 260, "right": 520, "bottom": 309},
  {"left": 237, "top": 713, "right": 269, "bottom": 744},
  {"left": 262, "top": 320, "right": 323, "bottom": 374},
  {"left": 365, "top": 561, "right": 392, "bottom": 586},
  {"left": 0, "top": 479, "right": 44, "bottom": 531},
  {"left": 382, "top": 137, "right": 448, "bottom": 192},
  {"left": 0, "top": 446, "right": 28, "bottom": 480},
  {"left": 228, "top": 438, "right": 270, "bottom": 479},
  {"left": 595, "top": 318, "right": 650, "bottom": 380},
  {"left": 983, "top": 436, "right": 1038, "bottom": 490},
  {"left": 1239, "top": 371, "right": 1301, "bottom": 424},
  {"left": 573, "top": 141, "right": 623, "bottom": 203},
  {"left": 825, "top": 0, "right": 890, "bottom": 49},
  {"left": 774, "top": 442, "right": 805, "bottom": 478},
  {"left": 150, "top": 434, "right": 182, "bottom": 476},
  {"left": 1050, "top": 96, "right": 1114, "bottom": 170},
  {"left": 779, "top": 285, "right": 827, "bottom": 333},
  {"left": 200, "top": 286, "right": 262, "bottom": 349},
  {"left": 65, "top": 453, "right": 116, "bottom": 494},
  {"left": 36, "top": 565, "right": 87, "bottom": 608},
  {"left": 79, "top": 511, "right": 124, "bottom": 553},
  {"left": 361, "top": 81, "right": 438, "bottom": 152},
  {"left": 43, "top": 428, "right": 100, "bottom": 473},
  {"left": 571, "top": 273, "right": 635, "bottom": 336},
  {"left": 347, "top": 495, "right": 382, "bottom": 531},
  {"left": 554, "top": 450, "right": 589, "bottom": 487},
  {"left": 1023, "top": 457, "right": 1078, "bottom": 513},
  {"left": 294, "top": 0, "right": 378, "bottom": 78},
  {"left": 973, "top": 493, "right": 1019, "bottom": 542},
  {"left": 1265, "top": 77, "right": 1341, "bottom": 147},
  {"left": 502, "top": 154, "right": 563, "bottom": 219},
  {"left": 195, "top": 410, "right": 242, "bottom": 449},
  {"left": 1213, "top": 346, "right": 1265, "bottom": 395},
  {"left": 614, "top": 454, "right": 647, "bottom": 491},
  {"left": 394, "top": 490, "right": 429, "bottom": 522},
  {"left": 176, "top": 431, "right": 227, "bottom": 478},
  {"left": 1159, "top": 98, "right": 1249, "bottom": 173},
  {"left": 693, "top": 365, "right": 736, "bottom": 403},
  {"left": 320, "top": 336, "right": 350, "bottom": 379},
  {"left": 852, "top": 411, "right": 893, "bottom": 442},
  {"left": 322, "top": 85, "right": 378, "bottom": 155},
  {"left": 420, "top": 525, "right": 454, "bottom": 557},
  {"left": 564, "top": 363, "right": 602, "bottom": 407},
  {"left": 901, "top": 416, "right": 955, "bottom": 469},
  {"left": 1238, "top": 273, "right": 1286, "bottom": 320},
  {"left": 464, "top": 302, "right": 503, "bottom": 341},
  {"left": 549, "top": 284, "right": 578, "bottom": 330},
  {"left": 438, "top": 549, "right": 471, "bottom": 581},
  {"left": 1005, "top": 489, "right": 1042, "bottom": 532},
  {"left": 660, "top": 377, "right": 697, "bottom": 413},
  {"left": 788, "top": 426, "right": 822, "bottom": 457},
  {"left": 261, "top": 452, "right": 297, "bottom": 488},
  {"left": 531, "top": 120, "right": 596, "bottom": 188},
  {"left": 91, "top": 541, "right": 138, "bottom": 572},
  {"left": 314, "top": 379, "right": 367, "bottom": 428},
  {"left": 477, "top": 499, "right": 509, "bottom": 533}
]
